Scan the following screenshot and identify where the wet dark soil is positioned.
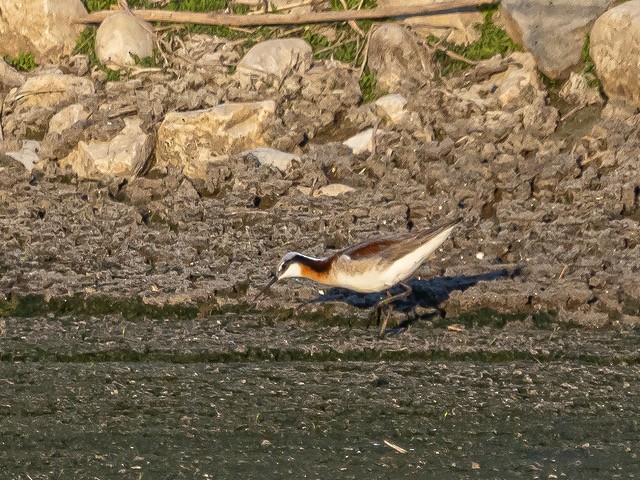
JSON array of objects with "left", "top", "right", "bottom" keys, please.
[{"left": 1, "top": 313, "right": 639, "bottom": 479}]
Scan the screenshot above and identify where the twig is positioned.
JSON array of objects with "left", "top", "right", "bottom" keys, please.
[
  {"left": 558, "top": 264, "right": 568, "bottom": 279},
  {"left": 436, "top": 45, "right": 477, "bottom": 65},
  {"left": 80, "top": 0, "right": 499, "bottom": 26},
  {"left": 384, "top": 440, "right": 407, "bottom": 454},
  {"left": 358, "top": 25, "right": 373, "bottom": 77}
]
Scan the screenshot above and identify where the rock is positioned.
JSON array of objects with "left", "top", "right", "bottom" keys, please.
[
  {"left": 95, "top": 11, "right": 155, "bottom": 69},
  {"left": 297, "top": 183, "right": 356, "bottom": 197},
  {"left": 496, "top": 0, "right": 612, "bottom": 79},
  {"left": 11, "top": 74, "right": 94, "bottom": 108},
  {"left": 0, "top": 0, "right": 87, "bottom": 63},
  {"left": 173, "top": 34, "right": 241, "bottom": 73},
  {"left": 236, "top": 39, "right": 313, "bottom": 85},
  {"left": 377, "top": 0, "right": 484, "bottom": 45},
  {"left": 374, "top": 94, "right": 408, "bottom": 123},
  {"left": 59, "top": 117, "right": 152, "bottom": 179},
  {"left": 0, "top": 153, "right": 31, "bottom": 186},
  {"left": 494, "top": 52, "right": 543, "bottom": 110},
  {"left": 343, "top": 128, "right": 385, "bottom": 155},
  {"left": 0, "top": 59, "right": 25, "bottom": 88},
  {"left": 244, "top": 147, "right": 300, "bottom": 173},
  {"left": 6, "top": 140, "right": 40, "bottom": 171},
  {"left": 2, "top": 74, "right": 95, "bottom": 140},
  {"left": 590, "top": 1, "right": 640, "bottom": 106},
  {"left": 156, "top": 101, "right": 276, "bottom": 178},
  {"left": 48, "top": 104, "right": 91, "bottom": 135},
  {"left": 558, "top": 72, "right": 603, "bottom": 106},
  {"left": 367, "top": 24, "right": 430, "bottom": 91}
]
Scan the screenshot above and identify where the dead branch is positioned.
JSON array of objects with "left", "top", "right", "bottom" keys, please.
[{"left": 79, "top": 0, "right": 498, "bottom": 27}]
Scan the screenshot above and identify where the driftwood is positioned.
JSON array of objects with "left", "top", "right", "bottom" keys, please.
[{"left": 79, "top": 0, "right": 498, "bottom": 26}]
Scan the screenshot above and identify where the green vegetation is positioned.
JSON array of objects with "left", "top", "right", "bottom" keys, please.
[
  {"left": 580, "top": 34, "right": 602, "bottom": 90},
  {"left": 432, "top": 8, "right": 521, "bottom": 77},
  {"left": 3, "top": 52, "right": 38, "bottom": 71},
  {"left": 359, "top": 69, "right": 381, "bottom": 104}
]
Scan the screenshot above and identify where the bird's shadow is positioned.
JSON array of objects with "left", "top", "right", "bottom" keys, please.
[{"left": 303, "top": 268, "right": 518, "bottom": 316}]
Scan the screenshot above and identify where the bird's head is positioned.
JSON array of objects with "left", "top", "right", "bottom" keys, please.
[{"left": 254, "top": 252, "right": 305, "bottom": 301}]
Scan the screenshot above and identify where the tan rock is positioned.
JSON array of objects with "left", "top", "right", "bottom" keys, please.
[
  {"left": 377, "top": 0, "right": 483, "bottom": 45},
  {"left": 95, "top": 11, "right": 155, "bottom": 69},
  {"left": 315, "top": 183, "right": 356, "bottom": 197},
  {"left": 2, "top": 73, "right": 95, "bottom": 139},
  {"left": 343, "top": 128, "right": 385, "bottom": 155},
  {"left": 494, "top": 52, "right": 542, "bottom": 109},
  {"left": 236, "top": 39, "right": 312, "bottom": 85},
  {"left": 590, "top": 1, "right": 640, "bottom": 106},
  {"left": 48, "top": 104, "right": 91, "bottom": 135},
  {"left": 12, "top": 74, "right": 95, "bottom": 109},
  {"left": 6, "top": 140, "right": 40, "bottom": 171},
  {"left": 496, "top": 0, "right": 612, "bottom": 79},
  {"left": 0, "top": 0, "right": 87, "bottom": 63},
  {"left": 156, "top": 101, "right": 276, "bottom": 178},
  {"left": 244, "top": 147, "right": 300, "bottom": 173},
  {"left": 60, "top": 117, "right": 152, "bottom": 179},
  {"left": 374, "top": 94, "right": 408, "bottom": 123},
  {"left": 367, "top": 24, "right": 429, "bottom": 91},
  {"left": 558, "top": 72, "right": 603, "bottom": 106},
  {"left": 0, "top": 59, "right": 25, "bottom": 88}
]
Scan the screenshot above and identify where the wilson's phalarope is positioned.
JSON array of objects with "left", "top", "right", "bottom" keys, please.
[{"left": 255, "top": 217, "right": 462, "bottom": 337}]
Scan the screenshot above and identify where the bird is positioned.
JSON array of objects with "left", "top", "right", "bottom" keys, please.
[{"left": 254, "top": 217, "right": 462, "bottom": 338}]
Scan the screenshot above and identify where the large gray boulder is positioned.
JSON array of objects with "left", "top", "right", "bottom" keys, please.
[{"left": 497, "top": 0, "right": 612, "bottom": 79}]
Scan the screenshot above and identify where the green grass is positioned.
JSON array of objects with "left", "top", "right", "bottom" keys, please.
[
  {"left": 3, "top": 52, "right": 38, "bottom": 71},
  {"left": 432, "top": 8, "right": 521, "bottom": 77},
  {"left": 580, "top": 33, "right": 602, "bottom": 90},
  {"left": 359, "top": 69, "right": 382, "bottom": 104}
]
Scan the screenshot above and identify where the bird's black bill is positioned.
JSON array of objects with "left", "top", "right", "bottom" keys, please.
[{"left": 253, "top": 273, "right": 277, "bottom": 302}]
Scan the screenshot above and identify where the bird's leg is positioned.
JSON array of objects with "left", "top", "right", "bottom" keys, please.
[
  {"left": 374, "top": 283, "right": 412, "bottom": 310},
  {"left": 374, "top": 283, "right": 412, "bottom": 338},
  {"left": 378, "top": 305, "right": 390, "bottom": 339}
]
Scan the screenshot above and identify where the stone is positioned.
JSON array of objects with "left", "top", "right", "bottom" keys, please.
[
  {"left": 2, "top": 74, "right": 95, "bottom": 140},
  {"left": 156, "top": 101, "right": 276, "bottom": 178},
  {"left": 6, "top": 140, "right": 40, "bottom": 171},
  {"left": 244, "top": 147, "right": 300, "bottom": 173},
  {"left": 558, "top": 72, "right": 603, "bottom": 106},
  {"left": 48, "top": 103, "right": 91, "bottom": 135},
  {"left": 496, "top": 0, "right": 612, "bottom": 79},
  {"left": 590, "top": 1, "right": 640, "bottom": 106},
  {"left": 494, "top": 52, "right": 543, "bottom": 110},
  {"left": 11, "top": 74, "right": 94, "bottom": 109},
  {"left": 377, "top": 0, "right": 484, "bottom": 45},
  {"left": 95, "top": 11, "right": 155, "bottom": 69},
  {"left": 60, "top": 117, "right": 152, "bottom": 179},
  {"left": 315, "top": 183, "right": 356, "bottom": 197},
  {"left": 374, "top": 94, "right": 408, "bottom": 123},
  {"left": 236, "top": 39, "right": 313, "bottom": 85},
  {"left": 0, "top": 59, "right": 25, "bottom": 88},
  {"left": 367, "top": 24, "right": 429, "bottom": 91},
  {"left": 343, "top": 128, "right": 385, "bottom": 155},
  {"left": 0, "top": 0, "right": 87, "bottom": 63}
]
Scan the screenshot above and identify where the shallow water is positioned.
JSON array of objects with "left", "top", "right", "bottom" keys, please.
[{"left": 1, "top": 313, "right": 639, "bottom": 479}]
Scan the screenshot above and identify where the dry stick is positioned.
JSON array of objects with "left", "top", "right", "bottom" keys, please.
[{"left": 79, "top": 0, "right": 498, "bottom": 26}]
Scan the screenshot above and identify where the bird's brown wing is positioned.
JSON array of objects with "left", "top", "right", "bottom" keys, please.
[
  {"left": 342, "top": 218, "right": 462, "bottom": 266},
  {"left": 341, "top": 235, "right": 411, "bottom": 260}
]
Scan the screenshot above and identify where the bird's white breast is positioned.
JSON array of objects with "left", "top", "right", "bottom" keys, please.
[{"left": 333, "top": 225, "right": 456, "bottom": 293}]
